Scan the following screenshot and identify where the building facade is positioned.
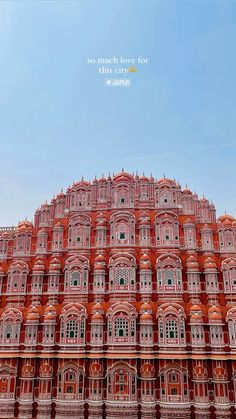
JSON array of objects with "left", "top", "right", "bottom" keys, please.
[{"left": 0, "top": 171, "right": 236, "bottom": 418}]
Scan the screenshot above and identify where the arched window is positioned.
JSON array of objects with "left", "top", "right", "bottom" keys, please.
[
  {"left": 107, "top": 303, "right": 136, "bottom": 345},
  {"left": 111, "top": 174, "right": 134, "bottom": 208},
  {"left": 68, "top": 215, "right": 91, "bottom": 249},
  {"left": 69, "top": 182, "right": 91, "bottom": 211},
  {"left": 7, "top": 261, "right": 28, "bottom": 295},
  {"left": 107, "top": 362, "right": 137, "bottom": 402},
  {"left": 13, "top": 221, "right": 32, "bottom": 257},
  {"left": 0, "top": 365, "right": 16, "bottom": 399},
  {"left": 155, "top": 212, "right": 179, "bottom": 247},
  {"left": 217, "top": 215, "right": 236, "bottom": 253},
  {"left": 110, "top": 212, "right": 135, "bottom": 246},
  {"left": 36, "top": 228, "right": 48, "bottom": 254},
  {"left": 0, "top": 234, "right": 9, "bottom": 259},
  {"left": 192, "top": 364, "right": 209, "bottom": 403},
  {"left": 226, "top": 307, "right": 236, "bottom": 348},
  {"left": 64, "top": 255, "right": 89, "bottom": 296},
  {"left": 52, "top": 222, "right": 64, "bottom": 252},
  {"left": 222, "top": 258, "right": 236, "bottom": 293},
  {"left": 60, "top": 304, "right": 86, "bottom": 347},
  {"left": 57, "top": 363, "right": 84, "bottom": 400},
  {"left": 0, "top": 308, "right": 22, "bottom": 346},
  {"left": 109, "top": 254, "right": 136, "bottom": 297},
  {"left": 158, "top": 303, "right": 186, "bottom": 348},
  {"left": 159, "top": 364, "right": 189, "bottom": 403},
  {"left": 156, "top": 254, "right": 182, "bottom": 293}
]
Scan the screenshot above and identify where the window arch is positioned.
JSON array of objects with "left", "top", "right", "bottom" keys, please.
[
  {"left": 155, "top": 212, "right": 179, "bottom": 247},
  {"left": 69, "top": 183, "right": 91, "bottom": 211},
  {"left": 158, "top": 303, "right": 186, "bottom": 348},
  {"left": 0, "top": 308, "right": 22, "bottom": 346},
  {"left": 110, "top": 212, "right": 135, "bottom": 246},
  {"left": 57, "top": 363, "right": 84, "bottom": 400},
  {"left": 159, "top": 364, "right": 189, "bottom": 403},
  {"left": 107, "top": 303, "right": 137, "bottom": 345},
  {"left": 68, "top": 215, "right": 91, "bottom": 249},
  {"left": 64, "top": 255, "right": 89, "bottom": 295},
  {"left": 226, "top": 307, "right": 236, "bottom": 348},
  {"left": 7, "top": 261, "right": 28, "bottom": 295},
  {"left": 107, "top": 362, "right": 137, "bottom": 402},
  {"left": 60, "top": 304, "right": 87, "bottom": 347},
  {"left": 222, "top": 258, "right": 236, "bottom": 293},
  {"left": 111, "top": 178, "right": 134, "bottom": 208},
  {"left": 156, "top": 254, "right": 182, "bottom": 293},
  {"left": 109, "top": 254, "right": 136, "bottom": 295},
  {"left": 0, "top": 234, "right": 9, "bottom": 259},
  {"left": 0, "top": 364, "right": 16, "bottom": 399}
]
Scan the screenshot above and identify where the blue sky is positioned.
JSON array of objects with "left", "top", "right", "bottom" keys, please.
[{"left": 0, "top": 0, "right": 235, "bottom": 224}]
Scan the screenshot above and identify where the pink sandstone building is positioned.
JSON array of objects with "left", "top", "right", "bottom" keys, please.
[{"left": 0, "top": 171, "right": 236, "bottom": 419}]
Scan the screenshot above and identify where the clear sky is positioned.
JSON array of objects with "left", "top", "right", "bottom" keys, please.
[{"left": 0, "top": 0, "right": 235, "bottom": 225}]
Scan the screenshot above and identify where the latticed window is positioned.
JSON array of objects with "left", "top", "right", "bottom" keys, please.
[
  {"left": 80, "top": 320, "right": 85, "bottom": 338},
  {"left": 66, "top": 320, "right": 78, "bottom": 338},
  {"left": 4, "top": 322, "right": 13, "bottom": 339},
  {"left": 114, "top": 317, "right": 129, "bottom": 337},
  {"left": 164, "top": 269, "right": 174, "bottom": 285},
  {"left": 115, "top": 267, "right": 129, "bottom": 286},
  {"left": 70, "top": 271, "right": 81, "bottom": 287},
  {"left": 165, "top": 320, "right": 178, "bottom": 339}
]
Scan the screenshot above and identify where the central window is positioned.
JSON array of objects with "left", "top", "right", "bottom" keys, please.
[
  {"left": 120, "top": 232, "right": 125, "bottom": 240},
  {"left": 70, "top": 271, "right": 81, "bottom": 287},
  {"left": 165, "top": 320, "right": 178, "bottom": 339},
  {"left": 114, "top": 317, "right": 129, "bottom": 337}
]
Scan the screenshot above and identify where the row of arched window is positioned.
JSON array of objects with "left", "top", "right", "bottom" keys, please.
[
  {"left": 0, "top": 361, "right": 233, "bottom": 405},
  {"left": 1, "top": 303, "right": 236, "bottom": 349},
  {"left": 2, "top": 255, "right": 236, "bottom": 297}
]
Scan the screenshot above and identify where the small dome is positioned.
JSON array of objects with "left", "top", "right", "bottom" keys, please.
[
  {"left": 140, "top": 302, "right": 152, "bottom": 312},
  {"left": 113, "top": 171, "right": 134, "bottom": 183},
  {"left": 139, "top": 174, "right": 149, "bottom": 182},
  {"left": 44, "top": 304, "right": 56, "bottom": 313},
  {"left": 204, "top": 257, "right": 217, "bottom": 270},
  {"left": 98, "top": 175, "right": 107, "bottom": 184},
  {"left": 223, "top": 218, "right": 234, "bottom": 227},
  {"left": 209, "top": 312, "right": 222, "bottom": 322},
  {"left": 94, "top": 254, "right": 106, "bottom": 264},
  {"left": 182, "top": 188, "right": 193, "bottom": 195},
  {"left": 91, "top": 312, "right": 103, "bottom": 322},
  {"left": 140, "top": 253, "right": 151, "bottom": 262},
  {"left": 18, "top": 220, "right": 33, "bottom": 231},
  {"left": 140, "top": 313, "right": 153, "bottom": 322},
  {"left": 28, "top": 306, "right": 39, "bottom": 314},
  {"left": 53, "top": 221, "right": 64, "bottom": 229},
  {"left": 49, "top": 258, "right": 61, "bottom": 272},
  {"left": 94, "top": 263, "right": 104, "bottom": 271},
  {"left": 139, "top": 219, "right": 150, "bottom": 226},
  {"left": 190, "top": 304, "right": 202, "bottom": 312},
  {"left": 140, "top": 261, "right": 151, "bottom": 270},
  {"left": 92, "top": 303, "right": 104, "bottom": 313},
  {"left": 157, "top": 177, "right": 176, "bottom": 186},
  {"left": 218, "top": 214, "right": 235, "bottom": 223},
  {"left": 44, "top": 312, "right": 55, "bottom": 321},
  {"left": 26, "top": 312, "right": 38, "bottom": 321},
  {"left": 32, "top": 259, "right": 45, "bottom": 272},
  {"left": 190, "top": 313, "right": 203, "bottom": 322},
  {"left": 186, "top": 255, "right": 199, "bottom": 270},
  {"left": 208, "top": 305, "right": 221, "bottom": 314}
]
